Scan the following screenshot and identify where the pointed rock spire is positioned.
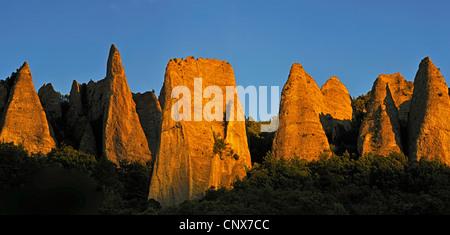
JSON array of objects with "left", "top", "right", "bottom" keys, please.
[
  {"left": 102, "top": 44, "right": 152, "bottom": 164},
  {"left": 64, "top": 80, "right": 92, "bottom": 151},
  {"left": 272, "top": 63, "right": 331, "bottom": 160},
  {"left": 0, "top": 62, "right": 56, "bottom": 154},
  {"left": 106, "top": 44, "right": 125, "bottom": 79},
  {"left": 407, "top": 57, "right": 450, "bottom": 164}
]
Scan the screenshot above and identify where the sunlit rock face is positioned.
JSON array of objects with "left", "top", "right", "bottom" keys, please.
[
  {"left": 0, "top": 62, "right": 56, "bottom": 154},
  {"left": 148, "top": 56, "right": 251, "bottom": 207},
  {"left": 60, "top": 45, "right": 152, "bottom": 164},
  {"left": 407, "top": 57, "right": 450, "bottom": 164},
  {"left": 321, "top": 76, "right": 353, "bottom": 121},
  {"left": 320, "top": 76, "right": 353, "bottom": 147},
  {"left": 272, "top": 63, "right": 331, "bottom": 161},
  {"left": 101, "top": 44, "right": 152, "bottom": 164},
  {"left": 357, "top": 73, "right": 414, "bottom": 157}
]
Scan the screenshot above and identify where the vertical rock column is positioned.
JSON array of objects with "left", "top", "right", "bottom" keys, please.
[
  {"left": 272, "top": 63, "right": 331, "bottom": 160},
  {"left": 148, "top": 57, "right": 251, "bottom": 207},
  {"left": 101, "top": 44, "right": 152, "bottom": 164},
  {"left": 407, "top": 57, "right": 450, "bottom": 164},
  {"left": 0, "top": 62, "right": 56, "bottom": 154}
]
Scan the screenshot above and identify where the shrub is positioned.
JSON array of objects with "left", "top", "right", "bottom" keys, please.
[{"left": 46, "top": 145, "right": 97, "bottom": 175}]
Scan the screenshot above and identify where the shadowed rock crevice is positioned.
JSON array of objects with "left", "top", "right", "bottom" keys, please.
[
  {"left": 384, "top": 84, "right": 403, "bottom": 153},
  {"left": 133, "top": 90, "right": 162, "bottom": 158},
  {"left": 38, "top": 83, "right": 65, "bottom": 145}
]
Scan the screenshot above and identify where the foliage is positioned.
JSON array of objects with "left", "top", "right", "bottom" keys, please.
[
  {"left": 212, "top": 132, "right": 239, "bottom": 161},
  {"left": 213, "top": 132, "right": 228, "bottom": 156},
  {"left": 46, "top": 145, "right": 97, "bottom": 175},
  {"left": 2, "top": 127, "right": 450, "bottom": 214},
  {"left": 0, "top": 142, "right": 153, "bottom": 215},
  {"left": 245, "top": 118, "right": 275, "bottom": 164},
  {"left": 161, "top": 151, "right": 450, "bottom": 215},
  {"left": 0, "top": 142, "right": 43, "bottom": 188},
  {"left": 352, "top": 90, "right": 372, "bottom": 123}
]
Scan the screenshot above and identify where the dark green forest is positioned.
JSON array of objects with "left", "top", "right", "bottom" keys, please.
[
  {"left": 0, "top": 143, "right": 153, "bottom": 214},
  {"left": 163, "top": 152, "right": 450, "bottom": 215},
  {"left": 2, "top": 91, "right": 450, "bottom": 214}
]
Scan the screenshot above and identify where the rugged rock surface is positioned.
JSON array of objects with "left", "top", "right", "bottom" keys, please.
[
  {"left": 64, "top": 80, "right": 89, "bottom": 149},
  {"left": 357, "top": 73, "right": 414, "bottom": 157},
  {"left": 407, "top": 57, "right": 450, "bottom": 164},
  {"left": 0, "top": 62, "right": 56, "bottom": 154},
  {"left": 101, "top": 44, "right": 152, "bottom": 164},
  {"left": 148, "top": 56, "right": 252, "bottom": 207},
  {"left": 321, "top": 76, "right": 353, "bottom": 121},
  {"left": 272, "top": 63, "right": 331, "bottom": 161},
  {"left": 320, "top": 76, "right": 353, "bottom": 145},
  {"left": 386, "top": 73, "right": 414, "bottom": 128},
  {"left": 78, "top": 122, "right": 98, "bottom": 156},
  {"left": 38, "top": 83, "right": 63, "bottom": 123},
  {"left": 38, "top": 83, "right": 64, "bottom": 144},
  {"left": 358, "top": 75, "right": 399, "bottom": 156},
  {"left": 59, "top": 45, "right": 152, "bottom": 164},
  {"left": 133, "top": 91, "right": 162, "bottom": 159}
]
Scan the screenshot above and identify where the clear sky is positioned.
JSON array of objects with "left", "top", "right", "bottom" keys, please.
[{"left": 1, "top": 0, "right": 449, "bottom": 120}]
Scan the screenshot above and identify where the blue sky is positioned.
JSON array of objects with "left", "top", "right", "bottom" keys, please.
[{"left": 1, "top": 0, "right": 449, "bottom": 120}]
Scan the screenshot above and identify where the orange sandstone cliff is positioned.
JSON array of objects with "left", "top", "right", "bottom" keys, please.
[{"left": 148, "top": 57, "right": 251, "bottom": 207}]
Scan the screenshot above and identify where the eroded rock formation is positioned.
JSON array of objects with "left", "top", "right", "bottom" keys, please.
[
  {"left": 321, "top": 76, "right": 353, "bottom": 121},
  {"left": 357, "top": 73, "right": 414, "bottom": 156},
  {"left": 57, "top": 45, "right": 152, "bottom": 164},
  {"left": 133, "top": 91, "right": 162, "bottom": 159},
  {"left": 272, "top": 63, "right": 331, "bottom": 160},
  {"left": 148, "top": 56, "right": 251, "bottom": 207},
  {"left": 3, "top": 45, "right": 450, "bottom": 209},
  {"left": 407, "top": 57, "right": 450, "bottom": 164},
  {"left": 102, "top": 45, "right": 152, "bottom": 164},
  {"left": 320, "top": 76, "right": 353, "bottom": 146},
  {"left": 38, "top": 83, "right": 64, "bottom": 144},
  {"left": 0, "top": 62, "right": 56, "bottom": 154}
]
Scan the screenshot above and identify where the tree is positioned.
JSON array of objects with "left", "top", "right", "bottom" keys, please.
[{"left": 0, "top": 142, "right": 42, "bottom": 188}]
